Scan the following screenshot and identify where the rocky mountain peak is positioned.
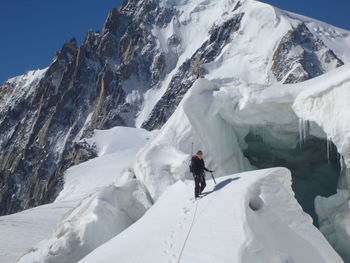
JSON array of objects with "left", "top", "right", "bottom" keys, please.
[
  {"left": 0, "top": 0, "right": 348, "bottom": 215},
  {"left": 272, "top": 22, "right": 344, "bottom": 83}
]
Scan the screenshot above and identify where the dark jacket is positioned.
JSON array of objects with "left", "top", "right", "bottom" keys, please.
[{"left": 190, "top": 155, "right": 210, "bottom": 175}]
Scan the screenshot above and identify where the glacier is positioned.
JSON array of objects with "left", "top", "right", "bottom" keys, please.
[
  {"left": 80, "top": 168, "right": 343, "bottom": 263},
  {"left": 0, "top": 127, "right": 153, "bottom": 262},
  {"left": 1, "top": 0, "right": 350, "bottom": 262},
  {"left": 13, "top": 64, "right": 350, "bottom": 263}
]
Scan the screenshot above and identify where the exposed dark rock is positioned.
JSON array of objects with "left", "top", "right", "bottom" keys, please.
[
  {"left": 272, "top": 23, "right": 343, "bottom": 84},
  {"left": 167, "top": 34, "right": 181, "bottom": 47},
  {"left": 0, "top": 0, "right": 178, "bottom": 215},
  {"left": 232, "top": 1, "right": 242, "bottom": 12},
  {"left": 0, "top": 0, "right": 346, "bottom": 216},
  {"left": 142, "top": 13, "right": 245, "bottom": 130}
]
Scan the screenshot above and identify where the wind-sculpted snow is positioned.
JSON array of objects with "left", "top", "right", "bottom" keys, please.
[
  {"left": 17, "top": 181, "right": 152, "bottom": 263},
  {"left": 0, "top": 127, "right": 153, "bottom": 262},
  {"left": 4, "top": 61, "right": 350, "bottom": 263},
  {"left": 141, "top": 0, "right": 346, "bottom": 129},
  {"left": 293, "top": 64, "right": 350, "bottom": 162},
  {"left": 79, "top": 168, "right": 343, "bottom": 263},
  {"left": 131, "top": 65, "right": 350, "bottom": 261},
  {"left": 316, "top": 191, "right": 350, "bottom": 262},
  {"left": 241, "top": 169, "right": 342, "bottom": 263},
  {"left": 2, "top": 0, "right": 350, "bottom": 261},
  {"left": 292, "top": 64, "right": 350, "bottom": 260},
  {"left": 0, "top": 0, "right": 349, "bottom": 215}
]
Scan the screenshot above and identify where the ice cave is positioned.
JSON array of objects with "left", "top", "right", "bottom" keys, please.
[{"left": 243, "top": 125, "right": 341, "bottom": 227}]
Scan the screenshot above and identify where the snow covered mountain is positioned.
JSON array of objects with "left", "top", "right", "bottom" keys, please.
[
  {"left": 1, "top": 0, "right": 349, "bottom": 216},
  {"left": 1, "top": 0, "right": 350, "bottom": 262}
]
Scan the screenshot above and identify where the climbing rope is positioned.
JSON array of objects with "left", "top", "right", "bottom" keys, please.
[{"left": 176, "top": 198, "right": 199, "bottom": 263}]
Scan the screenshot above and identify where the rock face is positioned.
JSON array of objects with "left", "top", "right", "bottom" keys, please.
[
  {"left": 272, "top": 23, "right": 343, "bottom": 84},
  {"left": 0, "top": 0, "right": 347, "bottom": 214},
  {"left": 0, "top": 2, "right": 175, "bottom": 214},
  {"left": 142, "top": 13, "right": 245, "bottom": 130}
]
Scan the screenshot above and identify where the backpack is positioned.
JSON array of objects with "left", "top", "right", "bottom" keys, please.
[{"left": 189, "top": 155, "right": 197, "bottom": 173}]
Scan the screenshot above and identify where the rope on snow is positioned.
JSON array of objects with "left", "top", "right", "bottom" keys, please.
[{"left": 176, "top": 199, "right": 199, "bottom": 263}]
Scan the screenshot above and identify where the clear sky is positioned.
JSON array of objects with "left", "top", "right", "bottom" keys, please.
[
  {"left": 0, "top": 0, "right": 123, "bottom": 83},
  {"left": 0, "top": 0, "right": 349, "bottom": 83},
  {"left": 260, "top": 0, "right": 350, "bottom": 30}
]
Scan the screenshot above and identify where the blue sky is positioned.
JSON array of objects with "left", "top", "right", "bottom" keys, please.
[
  {"left": 260, "top": 0, "right": 350, "bottom": 29},
  {"left": 0, "top": 0, "right": 123, "bottom": 83},
  {"left": 0, "top": 0, "right": 349, "bottom": 83}
]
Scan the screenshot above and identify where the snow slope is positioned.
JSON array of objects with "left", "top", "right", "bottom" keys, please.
[
  {"left": 0, "top": 201, "right": 73, "bottom": 263},
  {"left": 134, "top": 63, "right": 350, "bottom": 198},
  {"left": 0, "top": 127, "right": 154, "bottom": 263},
  {"left": 2, "top": 0, "right": 350, "bottom": 261},
  {"left": 136, "top": 0, "right": 350, "bottom": 126},
  {"left": 8, "top": 63, "right": 350, "bottom": 263},
  {"left": 281, "top": 10, "right": 350, "bottom": 63},
  {"left": 0, "top": 68, "right": 47, "bottom": 112},
  {"left": 80, "top": 168, "right": 342, "bottom": 263},
  {"left": 130, "top": 64, "right": 350, "bottom": 262}
]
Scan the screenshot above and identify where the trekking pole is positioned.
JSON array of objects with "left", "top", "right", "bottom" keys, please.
[
  {"left": 210, "top": 171, "right": 217, "bottom": 184},
  {"left": 189, "top": 142, "right": 194, "bottom": 175}
]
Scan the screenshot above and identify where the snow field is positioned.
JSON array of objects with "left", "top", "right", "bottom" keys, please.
[
  {"left": 0, "top": 127, "right": 153, "bottom": 263},
  {"left": 80, "top": 168, "right": 342, "bottom": 263},
  {"left": 132, "top": 65, "right": 350, "bottom": 262},
  {"left": 137, "top": 0, "right": 350, "bottom": 128},
  {"left": 17, "top": 180, "right": 152, "bottom": 263},
  {"left": 1, "top": 0, "right": 350, "bottom": 261},
  {"left": 316, "top": 191, "right": 350, "bottom": 262},
  {"left": 14, "top": 63, "right": 350, "bottom": 262}
]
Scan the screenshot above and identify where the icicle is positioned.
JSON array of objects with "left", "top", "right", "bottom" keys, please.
[
  {"left": 303, "top": 120, "right": 308, "bottom": 142},
  {"left": 340, "top": 155, "right": 345, "bottom": 174},
  {"left": 299, "top": 118, "right": 304, "bottom": 148},
  {"left": 298, "top": 118, "right": 310, "bottom": 149},
  {"left": 254, "top": 126, "right": 259, "bottom": 142},
  {"left": 326, "top": 137, "right": 331, "bottom": 163}
]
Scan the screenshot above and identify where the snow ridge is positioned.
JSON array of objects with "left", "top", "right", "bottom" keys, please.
[
  {"left": 79, "top": 168, "right": 342, "bottom": 263},
  {"left": 1, "top": 0, "right": 350, "bottom": 262}
]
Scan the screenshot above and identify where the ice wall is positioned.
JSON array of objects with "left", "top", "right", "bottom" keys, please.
[
  {"left": 293, "top": 64, "right": 350, "bottom": 261},
  {"left": 132, "top": 64, "right": 350, "bottom": 262}
]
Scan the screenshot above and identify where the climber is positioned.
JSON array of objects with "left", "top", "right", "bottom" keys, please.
[{"left": 190, "top": 150, "right": 213, "bottom": 199}]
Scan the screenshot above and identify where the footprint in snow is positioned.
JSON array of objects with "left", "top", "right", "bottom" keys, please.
[{"left": 182, "top": 207, "right": 190, "bottom": 215}]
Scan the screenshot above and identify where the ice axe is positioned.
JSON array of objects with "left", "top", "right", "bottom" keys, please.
[{"left": 210, "top": 171, "right": 217, "bottom": 184}]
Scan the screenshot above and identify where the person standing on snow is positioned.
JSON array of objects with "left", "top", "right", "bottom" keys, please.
[{"left": 190, "top": 150, "right": 213, "bottom": 199}]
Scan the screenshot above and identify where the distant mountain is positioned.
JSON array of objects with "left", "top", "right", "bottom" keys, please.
[{"left": 0, "top": 0, "right": 349, "bottom": 216}]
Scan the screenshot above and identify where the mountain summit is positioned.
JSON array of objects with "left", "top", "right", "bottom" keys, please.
[
  {"left": 1, "top": 1, "right": 350, "bottom": 262},
  {"left": 0, "top": 0, "right": 348, "bottom": 216}
]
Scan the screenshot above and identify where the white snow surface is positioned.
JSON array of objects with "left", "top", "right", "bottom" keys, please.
[
  {"left": 80, "top": 168, "right": 342, "bottom": 263},
  {"left": 0, "top": 127, "right": 153, "bottom": 263},
  {"left": 17, "top": 181, "right": 152, "bottom": 263},
  {"left": 2, "top": 0, "right": 350, "bottom": 262},
  {"left": 316, "top": 191, "right": 350, "bottom": 262},
  {"left": 0, "top": 68, "right": 47, "bottom": 112},
  {"left": 0, "top": 201, "right": 74, "bottom": 263},
  {"left": 3, "top": 63, "right": 350, "bottom": 263},
  {"left": 136, "top": 0, "right": 350, "bottom": 126},
  {"left": 134, "top": 64, "right": 350, "bottom": 200},
  {"left": 131, "top": 64, "right": 350, "bottom": 262},
  {"left": 56, "top": 127, "right": 157, "bottom": 202},
  {"left": 280, "top": 9, "right": 350, "bottom": 63},
  {"left": 4, "top": 60, "right": 350, "bottom": 263}
]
